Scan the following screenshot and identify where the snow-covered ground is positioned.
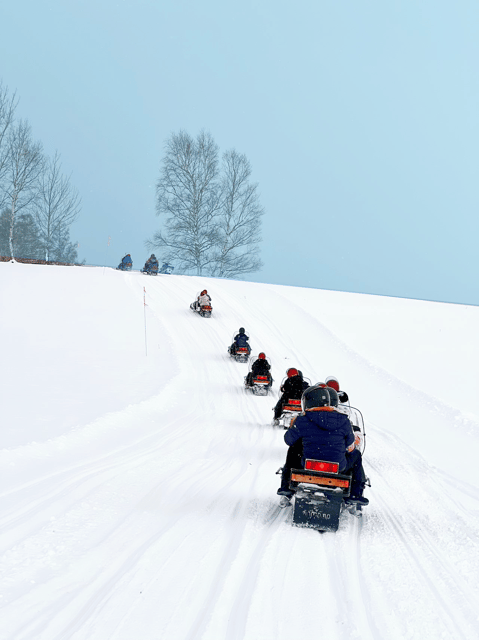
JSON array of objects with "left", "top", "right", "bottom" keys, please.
[{"left": 1, "top": 261, "right": 479, "bottom": 640}]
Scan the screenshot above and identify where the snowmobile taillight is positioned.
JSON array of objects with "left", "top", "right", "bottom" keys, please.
[{"left": 305, "top": 460, "right": 339, "bottom": 474}]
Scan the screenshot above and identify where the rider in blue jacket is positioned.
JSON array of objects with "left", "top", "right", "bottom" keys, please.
[
  {"left": 278, "top": 384, "right": 368, "bottom": 505},
  {"left": 229, "top": 328, "right": 251, "bottom": 355}
]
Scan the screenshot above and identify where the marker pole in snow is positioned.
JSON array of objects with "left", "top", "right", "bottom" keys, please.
[{"left": 143, "top": 287, "right": 148, "bottom": 356}]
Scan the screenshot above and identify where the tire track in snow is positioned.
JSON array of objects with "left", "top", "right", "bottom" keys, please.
[{"left": 363, "top": 427, "right": 479, "bottom": 640}]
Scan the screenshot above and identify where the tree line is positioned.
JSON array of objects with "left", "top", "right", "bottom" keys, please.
[
  {"left": 0, "top": 81, "right": 81, "bottom": 263},
  {"left": 147, "top": 130, "right": 264, "bottom": 278}
]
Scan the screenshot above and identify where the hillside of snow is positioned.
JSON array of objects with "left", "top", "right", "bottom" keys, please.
[{"left": 1, "top": 261, "right": 479, "bottom": 640}]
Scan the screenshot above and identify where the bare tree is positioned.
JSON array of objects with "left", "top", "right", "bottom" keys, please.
[
  {"left": 211, "top": 149, "right": 264, "bottom": 278},
  {"left": 33, "top": 151, "right": 81, "bottom": 261},
  {"left": 148, "top": 130, "right": 222, "bottom": 275},
  {"left": 0, "top": 82, "right": 18, "bottom": 211},
  {"left": 3, "top": 120, "right": 44, "bottom": 257},
  {"left": 148, "top": 131, "right": 265, "bottom": 278}
]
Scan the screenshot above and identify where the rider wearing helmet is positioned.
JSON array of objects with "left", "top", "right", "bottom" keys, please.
[
  {"left": 144, "top": 253, "right": 159, "bottom": 272},
  {"left": 118, "top": 254, "right": 133, "bottom": 270},
  {"left": 325, "top": 376, "right": 349, "bottom": 404},
  {"left": 195, "top": 289, "right": 211, "bottom": 310},
  {"left": 272, "top": 368, "right": 309, "bottom": 423},
  {"left": 229, "top": 327, "right": 251, "bottom": 356},
  {"left": 277, "top": 385, "right": 368, "bottom": 505},
  {"left": 245, "top": 352, "right": 271, "bottom": 386}
]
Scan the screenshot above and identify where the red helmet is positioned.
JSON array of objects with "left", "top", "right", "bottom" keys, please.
[
  {"left": 258, "top": 352, "right": 266, "bottom": 359},
  {"left": 201, "top": 289, "right": 207, "bottom": 295},
  {"left": 287, "top": 368, "right": 299, "bottom": 378},
  {"left": 325, "top": 376, "right": 340, "bottom": 392}
]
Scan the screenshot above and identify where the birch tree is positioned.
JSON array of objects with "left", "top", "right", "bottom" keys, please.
[
  {"left": 0, "top": 82, "right": 17, "bottom": 211},
  {"left": 148, "top": 130, "right": 221, "bottom": 275},
  {"left": 34, "top": 151, "right": 81, "bottom": 261},
  {"left": 4, "top": 120, "right": 44, "bottom": 257},
  {"left": 211, "top": 149, "right": 264, "bottom": 278},
  {"left": 148, "top": 131, "right": 264, "bottom": 278}
]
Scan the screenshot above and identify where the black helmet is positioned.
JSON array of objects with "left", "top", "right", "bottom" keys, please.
[
  {"left": 239, "top": 327, "right": 245, "bottom": 334},
  {"left": 327, "top": 387, "right": 339, "bottom": 408},
  {"left": 302, "top": 385, "right": 330, "bottom": 411}
]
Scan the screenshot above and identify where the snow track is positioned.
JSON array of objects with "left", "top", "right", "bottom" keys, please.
[{"left": 1, "top": 264, "right": 479, "bottom": 639}]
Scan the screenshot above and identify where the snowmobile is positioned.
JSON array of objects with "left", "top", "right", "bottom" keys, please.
[
  {"left": 141, "top": 262, "right": 159, "bottom": 275},
  {"left": 285, "top": 459, "right": 363, "bottom": 532},
  {"left": 190, "top": 301, "right": 212, "bottom": 318},
  {"left": 277, "top": 399, "right": 302, "bottom": 428},
  {"left": 244, "top": 355, "right": 273, "bottom": 395},
  {"left": 190, "top": 291, "right": 213, "bottom": 318},
  {"left": 159, "top": 262, "right": 174, "bottom": 274},
  {"left": 275, "top": 374, "right": 311, "bottom": 428},
  {"left": 247, "top": 374, "right": 273, "bottom": 395},
  {"left": 228, "top": 329, "right": 251, "bottom": 362},
  {"left": 230, "top": 346, "right": 250, "bottom": 362},
  {"left": 117, "top": 257, "right": 132, "bottom": 271},
  {"left": 279, "top": 406, "right": 369, "bottom": 532}
]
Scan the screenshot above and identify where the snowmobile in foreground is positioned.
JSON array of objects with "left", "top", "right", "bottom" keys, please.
[
  {"left": 279, "top": 405, "right": 369, "bottom": 532},
  {"left": 286, "top": 459, "right": 365, "bottom": 532}
]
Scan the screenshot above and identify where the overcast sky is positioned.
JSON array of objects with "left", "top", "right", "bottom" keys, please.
[{"left": 2, "top": 0, "right": 478, "bottom": 305}]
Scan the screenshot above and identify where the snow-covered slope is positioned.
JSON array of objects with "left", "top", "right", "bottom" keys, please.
[{"left": 1, "top": 262, "right": 479, "bottom": 640}]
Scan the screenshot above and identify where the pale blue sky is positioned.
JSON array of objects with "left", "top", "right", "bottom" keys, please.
[{"left": 2, "top": 0, "right": 478, "bottom": 304}]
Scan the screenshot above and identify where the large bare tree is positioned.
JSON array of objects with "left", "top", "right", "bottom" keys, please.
[
  {"left": 148, "top": 131, "right": 264, "bottom": 278},
  {"left": 211, "top": 149, "right": 264, "bottom": 278},
  {"left": 33, "top": 151, "right": 81, "bottom": 261},
  {"left": 3, "top": 120, "right": 44, "bottom": 257}
]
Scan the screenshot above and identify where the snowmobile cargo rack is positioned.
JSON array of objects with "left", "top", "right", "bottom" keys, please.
[{"left": 290, "top": 471, "right": 350, "bottom": 490}]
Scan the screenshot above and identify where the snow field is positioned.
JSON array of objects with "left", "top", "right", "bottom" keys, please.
[{"left": 1, "top": 261, "right": 479, "bottom": 639}]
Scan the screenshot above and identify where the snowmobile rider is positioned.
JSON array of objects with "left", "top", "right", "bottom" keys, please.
[
  {"left": 326, "top": 377, "right": 363, "bottom": 448},
  {"left": 245, "top": 352, "right": 271, "bottom": 386},
  {"left": 118, "top": 254, "right": 132, "bottom": 270},
  {"left": 273, "top": 368, "right": 309, "bottom": 423},
  {"left": 325, "top": 376, "right": 349, "bottom": 404},
  {"left": 277, "top": 384, "right": 368, "bottom": 505},
  {"left": 229, "top": 327, "right": 251, "bottom": 356},
  {"left": 195, "top": 289, "right": 211, "bottom": 310},
  {"left": 144, "top": 254, "right": 159, "bottom": 271}
]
